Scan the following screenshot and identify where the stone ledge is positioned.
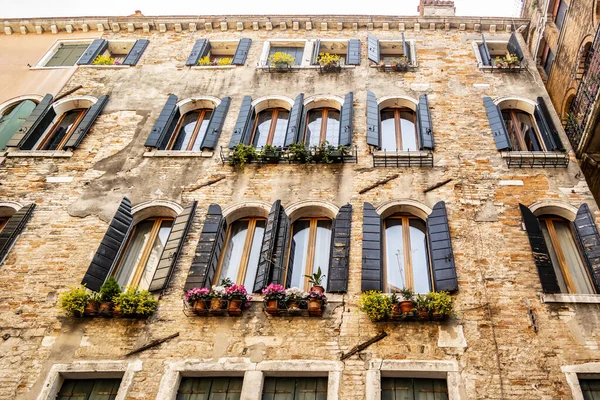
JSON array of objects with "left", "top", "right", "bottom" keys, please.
[
  {"left": 78, "top": 65, "right": 132, "bottom": 69},
  {"left": 143, "top": 150, "right": 214, "bottom": 158},
  {"left": 191, "top": 65, "right": 237, "bottom": 70},
  {"left": 542, "top": 294, "right": 600, "bottom": 304},
  {"left": 6, "top": 150, "right": 73, "bottom": 158}
]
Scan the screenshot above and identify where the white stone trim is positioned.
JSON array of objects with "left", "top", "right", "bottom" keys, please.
[
  {"left": 222, "top": 201, "right": 272, "bottom": 224},
  {"left": 377, "top": 96, "right": 419, "bottom": 112},
  {"left": 259, "top": 39, "right": 311, "bottom": 67},
  {"left": 303, "top": 94, "right": 345, "bottom": 111},
  {"left": 493, "top": 96, "right": 537, "bottom": 114},
  {"left": 131, "top": 199, "right": 184, "bottom": 224},
  {"left": 37, "top": 360, "right": 142, "bottom": 400},
  {"left": 251, "top": 95, "right": 295, "bottom": 113},
  {"left": 0, "top": 201, "right": 22, "bottom": 218},
  {"left": 542, "top": 293, "right": 600, "bottom": 304},
  {"left": 0, "top": 95, "right": 44, "bottom": 116},
  {"left": 375, "top": 199, "right": 433, "bottom": 221},
  {"left": 6, "top": 150, "right": 73, "bottom": 158},
  {"left": 177, "top": 96, "right": 221, "bottom": 115},
  {"left": 143, "top": 150, "right": 214, "bottom": 158},
  {"left": 284, "top": 200, "right": 340, "bottom": 222},
  {"left": 562, "top": 362, "right": 600, "bottom": 400},
  {"left": 52, "top": 96, "right": 98, "bottom": 115},
  {"left": 528, "top": 200, "right": 579, "bottom": 221}
]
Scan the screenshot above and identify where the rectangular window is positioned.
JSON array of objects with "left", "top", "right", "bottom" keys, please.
[
  {"left": 580, "top": 378, "right": 600, "bottom": 399},
  {"left": 380, "top": 41, "right": 410, "bottom": 64},
  {"left": 381, "top": 377, "right": 448, "bottom": 400},
  {"left": 204, "top": 40, "right": 238, "bottom": 64},
  {"left": 177, "top": 377, "right": 243, "bottom": 400},
  {"left": 544, "top": 48, "right": 555, "bottom": 77},
  {"left": 555, "top": 0, "right": 568, "bottom": 31},
  {"left": 103, "top": 40, "right": 136, "bottom": 64},
  {"left": 44, "top": 43, "right": 90, "bottom": 67},
  {"left": 262, "top": 377, "right": 327, "bottom": 400},
  {"left": 268, "top": 46, "right": 304, "bottom": 65},
  {"left": 57, "top": 378, "right": 122, "bottom": 400},
  {"left": 316, "top": 40, "right": 348, "bottom": 65}
]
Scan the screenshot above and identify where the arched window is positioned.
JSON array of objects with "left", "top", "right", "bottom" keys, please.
[
  {"left": 380, "top": 107, "right": 418, "bottom": 151},
  {"left": 167, "top": 108, "right": 213, "bottom": 151},
  {"left": 304, "top": 108, "right": 340, "bottom": 147},
  {"left": 37, "top": 108, "right": 87, "bottom": 150},
  {"left": 251, "top": 108, "right": 289, "bottom": 148},
  {"left": 0, "top": 99, "right": 37, "bottom": 150},
  {"left": 501, "top": 108, "right": 546, "bottom": 151},
  {"left": 216, "top": 217, "right": 266, "bottom": 288}
]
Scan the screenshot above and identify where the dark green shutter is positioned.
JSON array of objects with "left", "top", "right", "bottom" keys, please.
[
  {"left": 201, "top": 97, "right": 231, "bottom": 149},
  {"left": 229, "top": 96, "right": 254, "bottom": 148},
  {"left": 311, "top": 39, "right": 321, "bottom": 65},
  {"left": 483, "top": 97, "right": 512, "bottom": 151},
  {"left": 232, "top": 38, "right": 252, "bottom": 65},
  {"left": 339, "top": 92, "right": 353, "bottom": 146},
  {"left": 285, "top": 93, "right": 304, "bottom": 147},
  {"left": 417, "top": 94, "right": 434, "bottom": 150},
  {"left": 362, "top": 202, "right": 382, "bottom": 292},
  {"left": 272, "top": 204, "right": 290, "bottom": 286},
  {"left": 0, "top": 204, "right": 35, "bottom": 265},
  {"left": 77, "top": 39, "right": 108, "bottom": 65},
  {"left": 81, "top": 198, "right": 133, "bottom": 292},
  {"left": 367, "top": 34, "right": 380, "bottom": 63},
  {"left": 519, "top": 203, "right": 561, "bottom": 293},
  {"left": 427, "top": 201, "right": 458, "bottom": 293},
  {"left": 328, "top": 204, "right": 352, "bottom": 293},
  {"left": 535, "top": 96, "right": 565, "bottom": 151},
  {"left": 574, "top": 203, "right": 600, "bottom": 292},
  {"left": 402, "top": 32, "right": 412, "bottom": 64},
  {"left": 285, "top": 239, "right": 296, "bottom": 288},
  {"left": 7, "top": 94, "right": 53, "bottom": 148},
  {"left": 255, "top": 200, "right": 282, "bottom": 292},
  {"left": 184, "top": 204, "right": 226, "bottom": 291},
  {"left": 478, "top": 34, "right": 492, "bottom": 66},
  {"left": 347, "top": 39, "right": 361, "bottom": 65},
  {"left": 122, "top": 39, "right": 150, "bottom": 66},
  {"left": 148, "top": 201, "right": 197, "bottom": 292},
  {"left": 366, "top": 90, "right": 380, "bottom": 148},
  {"left": 507, "top": 32, "right": 524, "bottom": 62},
  {"left": 64, "top": 95, "right": 109, "bottom": 149},
  {"left": 185, "top": 39, "right": 210, "bottom": 66},
  {"left": 145, "top": 94, "right": 179, "bottom": 149}
]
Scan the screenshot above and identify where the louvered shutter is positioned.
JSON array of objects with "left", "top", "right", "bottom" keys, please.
[
  {"left": 77, "top": 39, "right": 108, "bottom": 65},
  {"left": 362, "top": 202, "right": 382, "bottom": 292},
  {"left": 417, "top": 94, "right": 434, "bottom": 150},
  {"left": 286, "top": 239, "right": 296, "bottom": 288},
  {"left": 427, "top": 201, "right": 458, "bottom": 292},
  {"left": 535, "top": 96, "right": 565, "bottom": 151},
  {"left": 201, "top": 97, "right": 231, "bottom": 149},
  {"left": 483, "top": 97, "right": 512, "bottom": 151},
  {"left": 311, "top": 39, "right": 321, "bottom": 65},
  {"left": 122, "top": 39, "right": 150, "bottom": 66},
  {"left": 573, "top": 203, "right": 600, "bottom": 292},
  {"left": 184, "top": 204, "right": 226, "bottom": 291},
  {"left": 339, "top": 92, "right": 354, "bottom": 146},
  {"left": 148, "top": 201, "right": 197, "bottom": 292},
  {"left": 229, "top": 96, "right": 254, "bottom": 148},
  {"left": 285, "top": 93, "right": 304, "bottom": 147},
  {"left": 402, "top": 33, "right": 412, "bottom": 64},
  {"left": 346, "top": 39, "right": 361, "bottom": 65},
  {"left": 0, "top": 204, "right": 35, "bottom": 265},
  {"left": 20, "top": 106, "right": 57, "bottom": 151},
  {"left": 507, "top": 32, "right": 524, "bottom": 62},
  {"left": 145, "top": 94, "right": 179, "bottom": 149},
  {"left": 367, "top": 34, "right": 380, "bottom": 64},
  {"left": 298, "top": 109, "right": 308, "bottom": 146},
  {"left": 271, "top": 205, "right": 290, "bottom": 286},
  {"left": 232, "top": 38, "right": 252, "bottom": 65},
  {"left": 186, "top": 39, "right": 210, "bottom": 66},
  {"left": 328, "top": 204, "right": 352, "bottom": 293},
  {"left": 7, "top": 94, "right": 54, "bottom": 149},
  {"left": 478, "top": 34, "right": 492, "bottom": 66},
  {"left": 81, "top": 198, "right": 133, "bottom": 292},
  {"left": 366, "top": 90, "right": 380, "bottom": 148},
  {"left": 519, "top": 204, "right": 561, "bottom": 293},
  {"left": 64, "top": 95, "right": 109, "bottom": 149},
  {"left": 255, "top": 200, "right": 282, "bottom": 292}
]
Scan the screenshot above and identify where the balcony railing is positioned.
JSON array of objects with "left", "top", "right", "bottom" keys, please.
[
  {"left": 503, "top": 151, "right": 569, "bottom": 168},
  {"left": 372, "top": 150, "right": 433, "bottom": 168},
  {"left": 221, "top": 145, "right": 358, "bottom": 165}
]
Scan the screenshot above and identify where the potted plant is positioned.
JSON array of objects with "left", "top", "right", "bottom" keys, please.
[
  {"left": 358, "top": 291, "right": 393, "bottom": 322},
  {"left": 59, "top": 286, "right": 90, "bottom": 317},
  {"left": 415, "top": 294, "right": 430, "bottom": 320},
  {"left": 378, "top": 60, "right": 386, "bottom": 71},
  {"left": 92, "top": 54, "right": 118, "bottom": 65},
  {"left": 399, "top": 287, "right": 415, "bottom": 314},
  {"left": 305, "top": 266, "right": 326, "bottom": 293},
  {"left": 224, "top": 284, "right": 252, "bottom": 316},
  {"left": 287, "top": 142, "right": 310, "bottom": 163},
  {"left": 318, "top": 52, "right": 342, "bottom": 73},
  {"left": 260, "top": 144, "right": 283, "bottom": 164},
  {"left": 209, "top": 285, "right": 227, "bottom": 316},
  {"left": 427, "top": 291, "right": 454, "bottom": 321},
  {"left": 307, "top": 290, "right": 327, "bottom": 316},
  {"left": 390, "top": 292, "right": 401, "bottom": 319},
  {"left": 311, "top": 141, "right": 335, "bottom": 164},
  {"left": 329, "top": 144, "right": 350, "bottom": 163},
  {"left": 184, "top": 287, "right": 211, "bottom": 315},
  {"left": 229, "top": 143, "right": 259, "bottom": 168},
  {"left": 268, "top": 51, "right": 295, "bottom": 71},
  {"left": 392, "top": 56, "right": 410, "bottom": 72},
  {"left": 262, "top": 283, "right": 286, "bottom": 315},
  {"left": 84, "top": 292, "right": 100, "bottom": 317},
  {"left": 198, "top": 56, "right": 216, "bottom": 66},
  {"left": 98, "top": 278, "right": 121, "bottom": 317},
  {"left": 217, "top": 57, "right": 233, "bottom": 66},
  {"left": 285, "top": 287, "right": 307, "bottom": 315},
  {"left": 112, "top": 288, "right": 157, "bottom": 318}
]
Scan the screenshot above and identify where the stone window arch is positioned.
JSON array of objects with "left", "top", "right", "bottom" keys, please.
[
  {"left": 0, "top": 95, "right": 43, "bottom": 151},
  {"left": 0, "top": 201, "right": 22, "bottom": 231}
]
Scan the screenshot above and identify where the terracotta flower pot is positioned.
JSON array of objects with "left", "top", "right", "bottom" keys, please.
[
  {"left": 112, "top": 307, "right": 123, "bottom": 318},
  {"left": 228, "top": 297, "right": 243, "bottom": 316},
  {"left": 98, "top": 301, "right": 113, "bottom": 317},
  {"left": 311, "top": 286, "right": 324, "bottom": 294},
  {"left": 418, "top": 310, "right": 430, "bottom": 321},
  {"left": 209, "top": 297, "right": 226, "bottom": 316},
  {"left": 265, "top": 299, "right": 280, "bottom": 316},
  {"left": 83, "top": 300, "right": 98, "bottom": 317},
  {"left": 392, "top": 303, "right": 401, "bottom": 319},
  {"left": 287, "top": 300, "right": 301, "bottom": 315},
  {"left": 193, "top": 300, "right": 208, "bottom": 315},
  {"left": 399, "top": 301, "right": 415, "bottom": 314},
  {"left": 308, "top": 298, "right": 323, "bottom": 317},
  {"left": 432, "top": 312, "right": 445, "bottom": 321}
]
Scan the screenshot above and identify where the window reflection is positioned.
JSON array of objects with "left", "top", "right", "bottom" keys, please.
[
  {"left": 39, "top": 108, "right": 86, "bottom": 150},
  {"left": 251, "top": 108, "right": 289, "bottom": 148},
  {"left": 304, "top": 108, "right": 340, "bottom": 147},
  {"left": 380, "top": 108, "right": 417, "bottom": 151},
  {"left": 169, "top": 109, "right": 213, "bottom": 151},
  {"left": 288, "top": 218, "right": 332, "bottom": 290}
]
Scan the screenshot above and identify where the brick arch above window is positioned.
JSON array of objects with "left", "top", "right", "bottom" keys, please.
[
  {"left": 285, "top": 200, "right": 340, "bottom": 222},
  {"left": 251, "top": 95, "right": 295, "bottom": 113},
  {"left": 222, "top": 200, "right": 271, "bottom": 224},
  {"left": 494, "top": 96, "right": 537, "bottom": 114},
  {"left": 303, "top": 94, "right": 344, "bottom": 111},
  {"left": 528, "top": 200, "right": 579, "bottom": 221},
  {"left": 377, "top": 95, "right": 419, "bottom": 112},
  {"left": 375, "top": 199, "right": 433, "bottom": 221},
  {"left": 131, "top": 199, "right": 183, "bottom": 224},
  {"left": 176, "top": 96, "right": 221, "bottom": 115}
]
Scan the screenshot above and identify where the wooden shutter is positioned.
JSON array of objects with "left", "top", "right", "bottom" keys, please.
[
  {"left": 483, "top": 97, "right": 512, "bottom": 151},
  {"left": 507, "top": 32, "right": 524, "bottom": 62},
  {"left": 271, "top": 204, "right": 290, "bottom": 286},
  {"left": 81, "top": 198, "right": 133, "bottom": 292},
  {"left": 255, "top": 200, "right": 283, "bottom": 292},
  {"left": 229, "top": 96, "right": 254, "bottom": 148},
  {"left": 328, "top": 204, "right": 352, "bottom": 293},
  {"left": 339, "top": 92, "right": 354, "bottom": 146},
  {"left": 148, "top": 201, "right": 197, "bottom": 292},
  {"left": 122, "top": 39, "right": 150, "bottom": 66},
  {"left": 402, "top": 33, "right": 412, "bottom": 64},
  {"left": 535, "top": 96, "right": 565, "bottom": 151},
  {"left": 362, "top": 202, "right": 382, "bottom": 291},
  {"left": 367, "top": 34, "right": 380, "bottom": 64},
  {"left": 7, "top": 94, "right": 54, "bottom": 148},
  {"left": 366, "top": 90, "right": 380, "bottom": 148},
  {"left": 346, "top": 39, "right": 361, "bottom": 65},
  {"left": 201, "top": 97, "right": 231, "bottom": 149},
  {"left": 232, "top": 38, "right": 252, "bottom": 65},
  {"left": 478, "top": 34, "right": 492, "bottom": 66},
  {"left": 573, "top": 203, "right": 600, "bottom": 292},
  {"left": 145, "top": 94, "right": 179, "bottom": 148},
  {"left": 185, "top": 39, "right": 210, "bottom": 66},
  {"left": 184, "top": 204, "right": 226, "bottom": 291},
  {"left": 77, "top": 39, "right": 108, "bottom": 65},
  {"left": 417, "top": 94, "right": 434, "bottom": 150},
  {"left": 519, "top": 203, "right": 561, "bottom": 293},
  {"left": 0, "top": 204, "right": 35, "bottom": 265},
  {"left": 64, "top": 95, "right": 109, "bottom": 149},
  {"left": 285, "top": 93, "right": 304, "bottom": 147},
  {"left": 311, "top": 39, "right": 321, "bottom": 65},
  {"left": 427, "top": 201, "right": 458, "bottom": 293}
]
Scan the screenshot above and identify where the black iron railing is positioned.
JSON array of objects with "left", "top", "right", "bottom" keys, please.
[
  {"left": 220, "top": 145, "right": 358, "bottom": 165},
  {"left": 372, "top": 150, "right": 433, "bottom": 168},
  {"left": 503, "top": 151, "right": 569, "bottom": 168}
]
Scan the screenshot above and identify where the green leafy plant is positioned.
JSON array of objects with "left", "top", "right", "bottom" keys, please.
[
  {"left": 92, "top": 54, "right": 116, "bottom": 65},
  {"left": 426, "top": 291, "right": 454, "bottom": 316},
  {"left": 268, "top": 52, "right": 295, "bottom": 67},
  {"left": 415, "top": 294, "right": 428, "bottom": 312},
  {"left": 399, "top": 287, "right": 414, "bottom": 301},
  {"left": 229, "top": 143, "right": 259, "bottom": 167},
  {"left": 359, "top": 291, "right": 394, "bottom": 321},
  {"left": 390, "top": 56, "right": 410, "bottom": 71},
  {"left": 260, "top": 144, "right": 283, "bottom": 163},
  {"left": 287, "top": 142, "right": 310, "bottom": 163},
  {"left": 99, "top": 277, "right": 121, "bottom": 302},
  {"left": 113, "top": 288, "right": 157, "bottom": 317},
  {"left": 312, "top": 141, "right": 337, "bottom": 164},
  {"left": 217, "top": 57, "right": 233, "bottom": 66},
  {"left": 494, "top": 54, "right": 520, "bottom": 69},
  {"left": 59, "top": 286, "right": 90, "bottom": 317},
  {"left": 305, "top": 266, "right": 326, "bottom": 287}
]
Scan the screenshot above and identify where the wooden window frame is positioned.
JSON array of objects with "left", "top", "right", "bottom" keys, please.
[
  {"left": 303, "top": 108, "right": 339, "bottom": 145},
  {"left": 167, "top": 109, "right": 212, "bottom": 151},
  {"left": 503, "top": 108, "right": 547, "bottom": 152},
  {"left": 250, "top": 108, "right": 288, "bottom": 147},
  {"left": 380, "top": 107, "right": 418, "bottom": 151},
  {"left": 37, "top": 108, "right": 86, "bottom": 150},
  {"left": 383, "top": 215, "right": 432, "bottom": 293},
  {"left": 215, "top": 217, "right": 266, "bottom": 285},
  {"left": 0, "top": 217, "right": 8, "bottom": 232},
  {"left": 112, "top": 217, "right": 174, "bottom": 288}
]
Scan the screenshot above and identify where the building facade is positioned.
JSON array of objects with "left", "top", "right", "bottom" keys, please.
[{"left": 1, "top": 5, "right": 600, "bottom": 400}]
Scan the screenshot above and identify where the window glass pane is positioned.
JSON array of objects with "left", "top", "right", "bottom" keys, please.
[
  {"left": 41, "top": 109, "right": 83, "bottom": 150},
  {"left": 581, "top": 379, "right": 600, "bottom": 400},
  {"left": 190, "top": 111, "right": 212, "bottom": 152},
  {"left": 115, "top": 220, "right": 154, "bottom": 287},
  {"left": 400, "top": 111, "right": 417, "bottom": 151},
  {"left": 289, "top": 220, "right": 311, "bottom": 288},
  {"left": 544, "top": 48, "right": 555, "bottom": 77},
  {"left": 306, "top": 111, "right": 323, "bottom": 147},
  {"left": 554, "top": 220, "right": 595, "bottom": 294},
  {"left": 555, "top": 0, "right": 568, "bottom": 30},
  {"left": 262, "top": 377, "right": 328, "bottom": 400},
  {"left": 45, "top": 44, "right": 89, "bottom": 67},
  {"left": 243, "top": 220, "right": 266, "bottom": 289},
  {"left": 380, "top": 109, "right": 397, "bottom": 151},
  {"left": 325, "top": 110, "right": 340, "bottom": 146},
  {"left": 138, "top": 219, "right": 173, "bottom": 290},
  {"left": 313, "top": 220, "right": 332, "bottom": 291},
  {"left": 172, "top": 112, "right": 200, "bottom": 150},
  {"left": 269, "top": 46, "right": 303, "bottom": 65},
  {"left": 0, "top": 100, "right": 36, "bottom": 151},
  {"left": 177, "top": 377, "right": 243, "bottom": 400},
  {"left": 410, "top": 219, "right": 431, "bottom": 294},
  {"left": 219, "top": 220, "right": 250, "bottom": 284},
  {"left": 253, "top": 110, "right": 275, "bottom": 148},
  {"left": 58, "top": 379, "right": 121, "bottom": 400},
  {"left": 385, "top": 219, "right": 406, "bottom": 292},
  {"left": 540, "top": 220, "right": 569, "bottom": 293},
  {"left": 381, "top": 378, "right": 448, "bottom": 400},
  {"left": 272, "top": 110, "right": 289, "bottom": 147}
]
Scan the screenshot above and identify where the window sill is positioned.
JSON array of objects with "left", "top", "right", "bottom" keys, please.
[
  {"left": 259, "top": 65, "right": 355, "bottom": 71},
  {"left": 501, "top": 151, "right": 569, "bottom": 168},
  {"left": 542, "top": 294, "right": 600, "bottom": 304},
  {"left": 190, "top": 65, "right": 237, "bottom": 70},
  {"left": 78, "top": 64, "right": 132, "bottom": 69},
  {"left": 372, "top": 150, "right": 433, "bottom": 168},
  {"left": 143, "top": 150, "right": 214, "bottom": 158},
  {"left": 369, "top": 64, "right": 418, "bottom": 72},
  {"left": 29, "top": 65, "right": 78, "bottom": 70},
  {"left": 6, "top": 150, "right": 73, "bottom": 158}
]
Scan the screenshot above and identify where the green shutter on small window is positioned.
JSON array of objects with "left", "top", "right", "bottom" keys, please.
[
  {"left": 6, "top": 93, "right": 54, "bottom": 149},
  {"left": 311, "top": 39, "right": 321, "bottom": 65},
  {"left": 402, "top": 32, "right": 412, "bottom": 64},
  {"left": 507, "top": 32, "right": 524, "bottom": 62},
  {"left": 478, "top": 34, "right": 492, "bottom": 66},
  {"left": 346, "top": 39, "right": 361, "bottom": 65}
]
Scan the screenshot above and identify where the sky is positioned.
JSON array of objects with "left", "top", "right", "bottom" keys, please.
[{"left": 3, "top": 0, "right": 523, "bottom": 18}]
